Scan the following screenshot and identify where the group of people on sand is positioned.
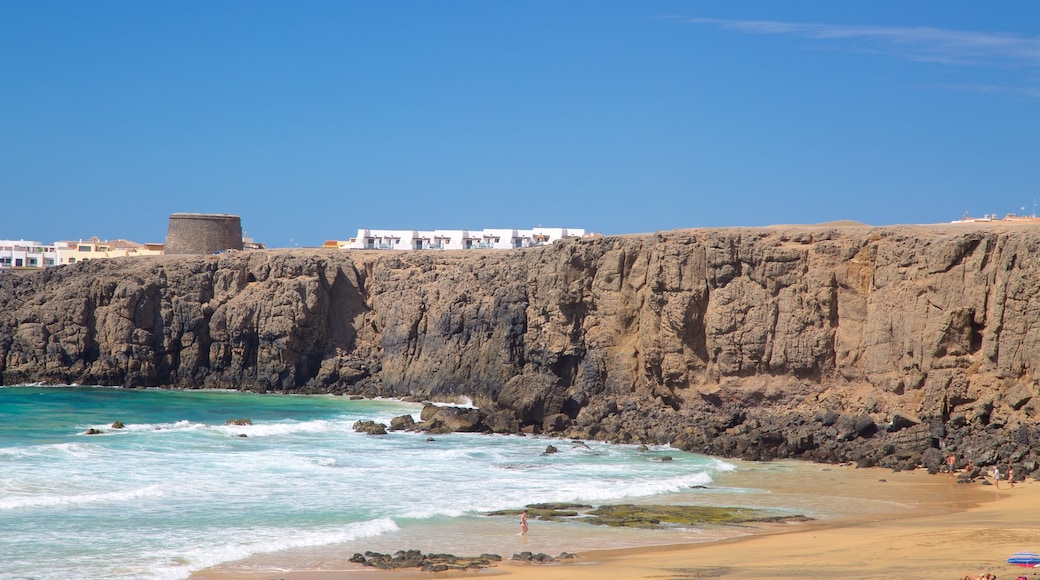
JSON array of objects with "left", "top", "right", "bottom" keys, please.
[{"left": 947, "top": 453, "right": 1016, "bottom": 488}]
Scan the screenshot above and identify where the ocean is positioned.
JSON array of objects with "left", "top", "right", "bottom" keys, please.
[{"left": 0, "top": 386, "right": 916, "bottom": 580}]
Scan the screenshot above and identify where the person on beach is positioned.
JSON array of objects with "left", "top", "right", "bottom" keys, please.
[
  {"left": 520, "top": 510, "right": 529, "bottom": 536},
  {"left": 947, "top": 454, "right": 956, "bottom": 477},
  {"left": 1007, "top": 465, "right": 1015, "bottom": 488},
  {"left": 991, "top": 466, "right": 1001, "bottom": 489}
]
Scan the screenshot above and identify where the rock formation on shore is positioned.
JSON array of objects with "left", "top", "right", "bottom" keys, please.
[{"left": 2, "top": 223, "right": 1039, "bottom": 474}]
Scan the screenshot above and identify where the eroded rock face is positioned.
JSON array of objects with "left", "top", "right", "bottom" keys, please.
[{"left": 3, "top": 224, "right": 1040, "bottom": 471}]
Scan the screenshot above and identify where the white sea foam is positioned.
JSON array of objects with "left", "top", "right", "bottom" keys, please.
[
  {"left": 0, "top": 441, "right": 101, "bottom": 459},
  {"left": 427, "top": 396, "right": 477, "bottom": 408},
  {"left": 87, "top": 419, "right": 206, "bottom": 434},
  {"left": 152, "top": 517, "right": 400, "bottom": 580},
  {"left": 0, "top": 484, "right": 164, "bottom": 510},
  {"left": 219, "top": 419, "right": 352, "bottom": 437}
]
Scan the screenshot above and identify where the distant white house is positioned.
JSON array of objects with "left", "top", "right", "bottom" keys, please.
[
  {"left": 0, "top": 237, "right": 164, "bottom": 271},
  {"left": 343, "top": 228, "right": 587, "bottom": 250},
  {"left": 0, "top": 240, "right": 54, "bottom": 269}
]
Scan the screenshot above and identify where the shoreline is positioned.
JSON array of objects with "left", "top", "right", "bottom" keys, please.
[{"left": 191, "top": 462, "right": 1017, "bottom": 580}]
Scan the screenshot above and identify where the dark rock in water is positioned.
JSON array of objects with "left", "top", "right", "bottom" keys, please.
[
  {"left": 483, "top": 408, "right": 520, "bottom": 434},
  {"left": 486, "top": 502, "right": 592, "bottom": 521},
  {"left": 543, "top": 444, "right": 558, "bottom": 454},
  {"left": 84, "top": 428, "right": 102, "bottom": 435},
  {"left": 389, "top": 414, "right": 415, "bottom": 431},
  {"left": 417, "top": 404, "right": 484, "bottom": 433},
  {"left": 426, "top": 437, "right": 436, "bottom": 442},
  {"left": 111, "top": 421, "right": 125, "bottom": 429},
  {"left": 353, "top": 420, "right": 387, "bottom": 435},
  {"left": 237, "top": 433, "right": 247, "bottom": 438},
  {"left": 225, "top": 418, "right": 252, "bottom": 426}
]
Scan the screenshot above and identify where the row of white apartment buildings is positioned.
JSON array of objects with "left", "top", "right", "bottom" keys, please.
[
  {"left": 329, "top": 227, "right": 588, "bottom": 251},
  {"left": 0, "top": 238, "right": 164, "bottom": 271}
]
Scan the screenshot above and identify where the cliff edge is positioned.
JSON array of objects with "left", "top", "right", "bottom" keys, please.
[{"left": 2, "top": 223, "right": 1038, "bottom": 473}]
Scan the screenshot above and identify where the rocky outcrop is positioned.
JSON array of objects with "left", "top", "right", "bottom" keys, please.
[
  {"left": 353, "top": 420, "right": 388, "bottom": 435},
  {"left": 4, "top": 224, "right": 1040, "bottom": 472},
  {"left": 350, "top": 550, "right": 502, "bottom": 571}
]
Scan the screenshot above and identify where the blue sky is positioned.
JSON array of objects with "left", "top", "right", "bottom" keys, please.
[{"left": 2, "top": 1, "right": 1038, "bottom": 247}]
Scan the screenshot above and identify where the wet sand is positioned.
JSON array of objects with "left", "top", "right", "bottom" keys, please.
[{"left": 192, "top": 463, "right": 1032, "bottom": 580}]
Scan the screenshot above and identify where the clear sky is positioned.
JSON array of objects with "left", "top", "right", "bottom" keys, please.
[{"left": 2, "top": 1, "right": 1038, "bottom": 247}]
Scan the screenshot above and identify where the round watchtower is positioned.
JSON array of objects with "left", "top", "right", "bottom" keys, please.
[{"left": 165, "top": 213, "right": 243, "bottom": 255}]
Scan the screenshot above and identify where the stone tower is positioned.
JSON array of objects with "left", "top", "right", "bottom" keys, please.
[{"left": 165, "top": 213, "right": 243, "bottom": 255}]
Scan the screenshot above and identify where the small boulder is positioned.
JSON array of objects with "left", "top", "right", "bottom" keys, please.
[
  {"left": 225, "top": 418, "right": 252, "bottom": 426},
  {"left": 353, "top": 420, "right": 388, "bottom": 435},
  {"left": 542, "top": 413, "right": 569, "bottom": 433},
  {"left": 888, "top": 412, "right": 918, "bottom": 432},
  {"left": 1005, "top": 383, "right": 1035, "bottom": 411},
  {"left": 111, "top": 421, "right": 125, "bottom": 429},
  {"left": 483, "top": 408, "right": 520, "bottom": 434},
  {"left": 512, "top": 552, "right": 556, "bottom": 563},
  {"left": 389, "top": 415, "right": 416, "bottom": 431},
  {"left": 543, "top": 445, "right": 558, "bottom": 455}
]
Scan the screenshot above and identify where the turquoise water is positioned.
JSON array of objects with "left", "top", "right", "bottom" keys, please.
[{"left": 0, "top": 386, "right": 738, "bottom": 579}]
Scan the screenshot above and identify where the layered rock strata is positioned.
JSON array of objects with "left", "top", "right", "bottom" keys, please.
[{"left": 2, "top": 223, "right": 1039, "bottom": 473}]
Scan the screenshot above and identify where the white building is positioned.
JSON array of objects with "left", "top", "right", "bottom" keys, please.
[
  {"left": 0, "top": 238, "right": 164, "bottom": 271},
  {"left": 0, "top": 240, "right": 55, "bottom": 269},
  {"left": 347, "top": 228, "right": 586, "bottom": 250}
]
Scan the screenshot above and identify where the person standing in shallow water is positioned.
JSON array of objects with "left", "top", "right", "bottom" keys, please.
[{"left": 520, "top": 510, "right": 529, "bottom": 536}]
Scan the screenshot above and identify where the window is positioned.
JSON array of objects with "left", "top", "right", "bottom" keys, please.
[
  {"left": 78, "top": 246, "right": 92, "bottom": 252},
  {"left": 27, "top": 258, "right": 38, "bottom": 267},
  {"left": 15, "top": 258, "right": 23, "bottom": 267},
  {"left": 45, "top": 258, "right": 55, "bottom": 266}
]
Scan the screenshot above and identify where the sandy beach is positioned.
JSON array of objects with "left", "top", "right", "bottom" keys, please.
[{"left": 191, "top": 462, "right": 1040, "bottom": 580}]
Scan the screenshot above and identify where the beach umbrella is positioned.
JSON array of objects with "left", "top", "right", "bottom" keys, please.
[{"left": 1007, "top": 552, "right": 1040, "bottom": 567}]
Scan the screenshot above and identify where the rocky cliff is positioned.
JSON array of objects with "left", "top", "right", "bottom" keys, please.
[{"left": 3, "top": 223, "right": 1040, "bottom": 474}]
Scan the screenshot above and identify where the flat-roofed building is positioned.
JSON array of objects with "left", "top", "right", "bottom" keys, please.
[
  {"left": 53, "top": 237, "right": 164, "bottom": 266},
  {"left": 347, "top": 227, "right": 585, "bottom": 250},
  {"left": 0, "top": 240, "right": 54, "bottom": 270}
]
